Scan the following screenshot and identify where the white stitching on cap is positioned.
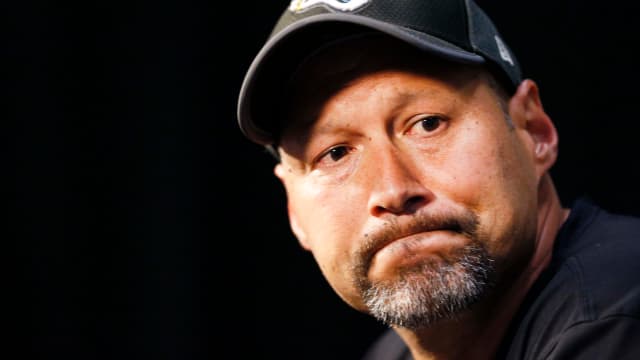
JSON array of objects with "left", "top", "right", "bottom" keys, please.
[
  {"left": 494, "top": 35, "right": 514, "bottom": 66},
  {"left": 289, "top": 0, "right": 370, "bottom": 13}
]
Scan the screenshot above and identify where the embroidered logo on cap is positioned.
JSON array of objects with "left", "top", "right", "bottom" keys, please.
[
  {"left": 289, "top": 0, "right": 370, "bottom": 13},
  {"left": 494, "top": 35, "right": 514, "bottom": 66}
]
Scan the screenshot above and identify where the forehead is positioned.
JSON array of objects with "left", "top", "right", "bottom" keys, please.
[{"left": 281, "top": 35, "right": 486, "bottom": 133}]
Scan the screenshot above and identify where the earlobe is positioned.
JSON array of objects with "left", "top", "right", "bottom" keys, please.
[
  {"left": 274, "top": 162, "right": 286, "bottom": 180},
  {"left": 509, "top": 79, "right": 559, "bottom": 176}
]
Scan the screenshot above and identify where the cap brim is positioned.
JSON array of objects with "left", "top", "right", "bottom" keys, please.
[{"left": 237, "top": 13, "right": 486, "bottom": 146}]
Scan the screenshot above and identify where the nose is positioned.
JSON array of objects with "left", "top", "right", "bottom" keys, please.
[{"left": 366, "top": 147, "right": 434, "bottom": 217}]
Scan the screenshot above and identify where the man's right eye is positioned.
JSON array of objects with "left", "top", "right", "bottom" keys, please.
[
  {"left": 317, "top": 145, "right": 351, "bottom": 164},
  {"left": 327, "top": 146, "right": 349, "bottom": 162}
]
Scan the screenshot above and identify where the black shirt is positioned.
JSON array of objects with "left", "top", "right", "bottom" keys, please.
[{"left": 362, "top": 198, "right": 640, "bottom": 359}]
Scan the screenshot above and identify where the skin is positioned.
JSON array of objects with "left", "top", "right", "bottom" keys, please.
[{"left": 273, "top": 37, "right": 569, "bottom": 359}]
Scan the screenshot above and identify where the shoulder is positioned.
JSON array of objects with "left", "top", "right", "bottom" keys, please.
[
  {"left": 553, "top": 198, "right": 640, "bottom": 299},
  {"left": 502, "top": 198, "right": 640, "bottom": 359},
  {"left": 546, "top": 315, "right": 640, "bottom": 359},
  {"left": 556, "top": 197, "right": 640, "bottom": 256},
  {"left": 563, "top": 201, "right": 640, "bottom": 317}
]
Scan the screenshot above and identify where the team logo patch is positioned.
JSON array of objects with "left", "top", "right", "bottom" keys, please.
[{"left": 289, "top": 0, "right": 370, "bottom": 13}]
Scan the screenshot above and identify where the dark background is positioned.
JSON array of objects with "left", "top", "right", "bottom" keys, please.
[{"left": 10, "top": 0, "right": 640, "bottom": 359}]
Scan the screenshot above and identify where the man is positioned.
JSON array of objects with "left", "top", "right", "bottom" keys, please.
[{"left": 236, "top": 0, "right": 640, "bottom": 358}]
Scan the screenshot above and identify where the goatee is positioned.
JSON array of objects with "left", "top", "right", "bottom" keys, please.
[{"left": 352, "top": 209, "right": 495, "bottom": 329}]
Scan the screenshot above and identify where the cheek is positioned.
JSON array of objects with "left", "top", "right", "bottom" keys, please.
[
  {"left": 458, "top": 133, "right": 538, "bottom": 256},
  {"left": 440, "top": 118, "right": 534, "bottom": 201},
  {"left": 425, "top": 124, "right": 537, "bottom": 243},
  {"left": 424, "top": 132, "right": 506, "bottom": 208},
  {"left": 287, "top": 181, "right": 368, "bottom": 305},
  {"left": 290, "top": 179, "right": 364, "bottom": 259}
]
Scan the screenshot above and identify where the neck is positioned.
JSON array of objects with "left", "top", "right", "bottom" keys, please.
[{"left": 394, "top": 175, "right": 570, "bottom": 360}]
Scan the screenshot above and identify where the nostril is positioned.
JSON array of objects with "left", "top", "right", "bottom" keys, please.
[
  {"left": 366, "top": 157, "right": 434, "bottom": 216},
  {"left": 404, "top": 196, "right": 427, "bottom": 213},
  {"left": 373, "top": 195, "right": 427, "bottom": 216}
]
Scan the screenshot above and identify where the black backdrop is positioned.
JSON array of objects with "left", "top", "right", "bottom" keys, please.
[{"left": 10, "top": 0, "right": 640, "bottom": 359}]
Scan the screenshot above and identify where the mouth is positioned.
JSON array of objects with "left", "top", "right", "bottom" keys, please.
[
  {"left": 369, "top": 229, "right": 469, "bottom": 277},
  {"left": 354, "top": 209, "right": 480, "bottom": 282},
  {"left": 369, "top": 221, "right": 462, "bottom": 254},
  {"left": 366, "top": 217, "right": 466, "bottom": 259}
]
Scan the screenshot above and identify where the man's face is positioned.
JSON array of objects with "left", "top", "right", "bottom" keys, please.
[{"left": 274, "top": 39, "right": 541, "bottom": 328}]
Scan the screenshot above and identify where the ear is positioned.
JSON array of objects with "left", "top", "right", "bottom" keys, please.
[
  {"left": 508, "top": 79, "right": 559, "bottom": 178},
  {"left": 274, "top": 163, "right": 311, "bottom": 250}
]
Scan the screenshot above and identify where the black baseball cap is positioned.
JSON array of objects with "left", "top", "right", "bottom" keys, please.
[{"left": 237, "top": 0, "right": 522, "bottom": 146}]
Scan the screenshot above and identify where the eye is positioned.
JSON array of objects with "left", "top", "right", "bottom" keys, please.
[
  {"left": 325, "top": 146, "right": 349, "bottom": 162},
  {"left": 406, "top": 115, "right": 447, "bottom": 136},
  {"left": 419, "top": 115, "right": 443, "bottom": 132},
  {"left": 316, "top": 145, "right": 352, "bottom": 165}
]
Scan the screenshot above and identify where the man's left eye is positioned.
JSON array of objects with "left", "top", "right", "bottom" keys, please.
[
  {"left": 419, "top": 116, "right": 442, "bottom": 132},
  {"left": 405, "top": 114, "right": 448, "bottom": 138}
]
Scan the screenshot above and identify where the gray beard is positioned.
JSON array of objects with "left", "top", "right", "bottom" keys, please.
[{"left": 361, "top": 243, "right": 494, "bottom": 330}]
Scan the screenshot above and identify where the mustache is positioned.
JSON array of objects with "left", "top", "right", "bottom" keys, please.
[{"left": 354, "top": 208, "right": 480, "bottom": 275}]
